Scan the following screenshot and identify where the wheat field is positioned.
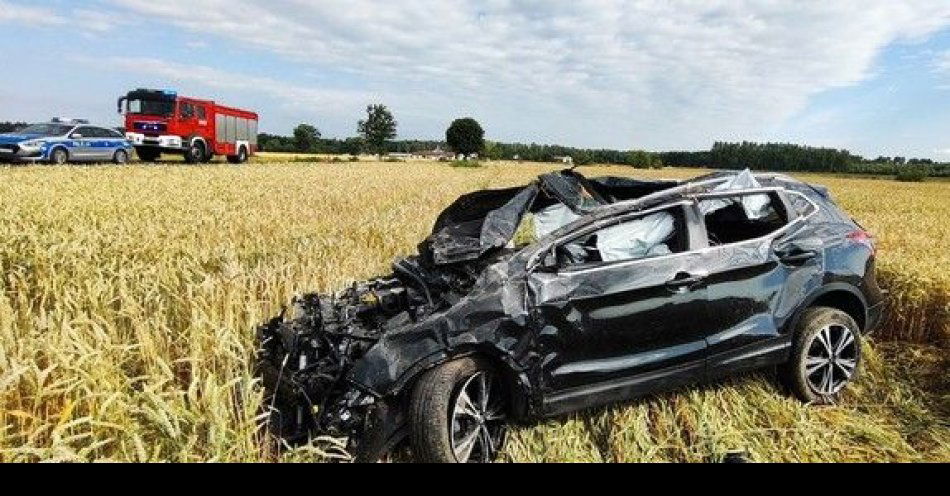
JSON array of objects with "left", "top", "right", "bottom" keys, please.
[{"left": 0, "top": 161, "right": 947, "bottom": 462}]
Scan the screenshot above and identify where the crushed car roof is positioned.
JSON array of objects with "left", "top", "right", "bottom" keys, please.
[{"left": 423, "top": 168, "right": 827, "bottom": 265}]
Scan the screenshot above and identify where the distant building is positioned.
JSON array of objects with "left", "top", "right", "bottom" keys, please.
[
  {"left": 553, "top": 156, "right": 574, "bottom": 164},
  {"left": 419, "top": 147, "right": 455, "bottom": 160}
]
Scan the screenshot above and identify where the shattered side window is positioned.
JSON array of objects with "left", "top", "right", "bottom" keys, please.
[
  {"left": 701, "top": 169, "right": 771, "bottom": 220},
  {"left": 788, "top": 193, "right": 817, "bottom": 217},
  {"left": 556, "top": 206, "right": 687, "bottom": 266},
  {"left": 699, "top": 192, "right": 788, "bottom": 246}
]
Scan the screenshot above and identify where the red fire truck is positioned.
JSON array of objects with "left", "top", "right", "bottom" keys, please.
[{"left": 118, "top": 89, "right": 258, "bottom": 163}]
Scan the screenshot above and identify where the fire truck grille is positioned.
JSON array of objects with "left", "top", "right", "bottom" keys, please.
[{"left": 133, "top": 122, "right": 168, "bottom": 135}]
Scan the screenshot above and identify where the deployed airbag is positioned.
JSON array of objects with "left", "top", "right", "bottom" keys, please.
[
  {"left": 534, "top": 203, "right": 581, "bottom": 240},
  {"left": 595, "top": 211, "right": 674, "bottom": 262}
]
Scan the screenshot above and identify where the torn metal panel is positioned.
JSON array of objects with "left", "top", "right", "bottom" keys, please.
[
  {"left": 588, "top": 176, "right": 679, "bottom": 202},
  {"left": 701, "top": 169, "right": 770, "bottom": 219},
  {"left": 426, "top": 185, "right": 539, "bottom": 265},
  {"left": 538, "top": 170, "right": 607, "bottom": 212}
]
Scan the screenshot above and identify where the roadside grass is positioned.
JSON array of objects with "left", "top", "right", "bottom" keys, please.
[{"left": 0, "top": 161, "right": 947, "bottom": 462}]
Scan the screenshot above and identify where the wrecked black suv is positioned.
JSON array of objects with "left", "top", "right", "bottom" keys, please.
[{"left": 256, "top": 168, "right": 886, "bottom": 463}]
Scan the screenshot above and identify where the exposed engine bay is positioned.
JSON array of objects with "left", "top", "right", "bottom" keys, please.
[{"left": 256, "top": 255, "right": 498, "bottom": 457}]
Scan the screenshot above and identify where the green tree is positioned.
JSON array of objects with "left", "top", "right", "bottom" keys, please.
[
  {"left": 445, "top": 118, "right": 485, "bottom": 157},
  {"left": 483, "top": 140, "right": 502, "bottom": 161},
  {"left": 342, "top": 137, "right": 363, "bottom": 156},
  {"left": 357, "top": 104, "right": 397, "bottom": 157},
  {"left": 293, "top": 124, "right": 321, "bottom": 153}
]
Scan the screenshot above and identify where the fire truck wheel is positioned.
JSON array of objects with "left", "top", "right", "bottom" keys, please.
[
  {"left": 184, "top": 141, "right": 205, "bottom": 164},
  {"left": 227, "top": 146, "right": 248, "bottom": 164},
  {"left": 112, "top": 150, "right": 129, "bottom": 164}
]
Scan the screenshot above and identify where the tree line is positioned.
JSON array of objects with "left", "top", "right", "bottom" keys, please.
[
  {"left": 0, "top": 122, "right": 28, "bottom": 133},
  {"left": 3, "top": 116, "right": 946, "bottom": 177}
]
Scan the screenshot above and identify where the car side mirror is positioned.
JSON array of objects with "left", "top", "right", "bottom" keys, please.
[{"left": 70, "top": 133, "right": 83, "bottom": 139}]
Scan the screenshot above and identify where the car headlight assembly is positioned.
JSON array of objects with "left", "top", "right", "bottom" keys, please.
[{"left": 21, "top": 140, "right": 47, "bottom": 148}]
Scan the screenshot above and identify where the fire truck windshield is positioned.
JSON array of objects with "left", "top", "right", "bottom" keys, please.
[{"left": 128, "top": 99, "right": 175, "bottom": 116}]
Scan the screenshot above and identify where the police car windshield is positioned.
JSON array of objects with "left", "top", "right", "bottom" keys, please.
[
  {"left": 18, "top": 124, "right": 73, "bottom": 136},
  {"left": 128, "top": 99, "right": 174, "bottom": 116}
]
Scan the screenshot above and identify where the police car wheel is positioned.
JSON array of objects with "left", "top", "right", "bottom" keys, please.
[
  {"left": 113, "top": 150, "right": 129, "bottom": 164},
  {"left": 50, "top": 148, "right": 68, "bottom": 165}
]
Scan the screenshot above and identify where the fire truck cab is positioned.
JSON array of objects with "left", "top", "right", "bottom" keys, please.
[{"left": 118, "top": 89, "right": 258, "bottom": 163}]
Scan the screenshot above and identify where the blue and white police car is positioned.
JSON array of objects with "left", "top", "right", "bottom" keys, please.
[{"left": 0, "top": 119, "right": 134, "bottom": 164}]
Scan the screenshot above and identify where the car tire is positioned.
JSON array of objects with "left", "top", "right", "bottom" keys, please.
[
  {"left": 780, "top": 306, "right": 862, "bottom": 405},
  {"left": 184, "top": 140, "right": 205, "bottom": 164},
  {"left": 113, "top": 149, "right": 129, "bottom": 164},
  {"left": 409, "top": 357, "right": 508, "bottom": 463},
  {"left": 227, "top": 146, "right": 248, "bottom": 164},
  {"left": 49, "top": 147, "right": 69, "bottom": 165},
  {"left": 135, "top": 147, "right": 160, "bottom": 162}
]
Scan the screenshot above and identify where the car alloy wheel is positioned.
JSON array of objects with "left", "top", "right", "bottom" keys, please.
[
  {"left": 51, "top": 148, "right": 68, "bottom": 165},
  {"left": 804, "top": 324, "right": 858, "bottom": 396},
  {"left": 449, "top": 371, "right": 507, "bottom": 463}
]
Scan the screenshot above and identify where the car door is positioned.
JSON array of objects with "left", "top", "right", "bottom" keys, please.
[
  {"left": 695, "top": 189, "right": 825, "bottom": 378},
  {"left": 82, "top": 127, "right": 109, "bottom": 161},
  {"left": 527, "top": 203, "right": 710, "bottom": 416},
  {"left": 69, "top": 126, "right": 98, "bottom": 160},
  {"left": 97, "top": 127, "right": 127, "bottom": 160}
]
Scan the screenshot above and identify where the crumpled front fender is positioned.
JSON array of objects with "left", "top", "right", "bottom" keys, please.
[{"left": 347, "top": 260, "right": 535, "bottom": 398}]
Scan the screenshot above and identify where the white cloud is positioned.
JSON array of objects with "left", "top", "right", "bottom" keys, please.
[
  {"left": 0, "top": 2, "right": 122, "bottom": 33},
  {"left": 72, "top": 8, "right": 122, "bottom": 33},
  {"left": 94, "top": 56, "right": 372, "bottom": 115},
  {"left": 184, "top": 40, "right": 209, "bottom": 50},
  {"left": 0, "top": 0, "right": 66, "bottom": 25},
  {"left": 101, "top": 0, "right": 950, "bottom": 148}
]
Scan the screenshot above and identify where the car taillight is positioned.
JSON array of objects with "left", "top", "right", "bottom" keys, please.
[{"left": 847, "top": 230, "right": 875, "bottom": 256}]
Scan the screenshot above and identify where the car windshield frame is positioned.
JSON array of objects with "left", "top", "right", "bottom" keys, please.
[{"left": 15, "top": 124, "right": 74, "bottom": 137}]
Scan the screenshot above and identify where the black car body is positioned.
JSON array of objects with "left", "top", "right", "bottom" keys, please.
[{"left": 256, "top": 168, "right": 886, "bottom": 462}]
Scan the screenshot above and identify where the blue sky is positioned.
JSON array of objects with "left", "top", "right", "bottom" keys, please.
[{"left": 2, "top": 0, "right": 949, "bottom": 159}]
